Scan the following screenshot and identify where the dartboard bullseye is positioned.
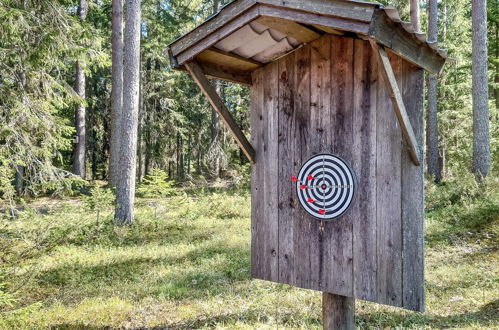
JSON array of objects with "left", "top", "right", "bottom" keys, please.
[{"left": 294, "top": 153, "right": 356, "bottom": 220}]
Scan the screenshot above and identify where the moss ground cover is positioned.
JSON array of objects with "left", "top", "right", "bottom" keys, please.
[{"left": 0, "top": 179, "right": 497, "bottom": 329}]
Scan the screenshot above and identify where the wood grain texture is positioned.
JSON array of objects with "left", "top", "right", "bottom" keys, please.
[
  {"left": 292, "top": 43, "right": 313, "bottom": 289},
  {"left": 176, "top": 6, "right": 260, "bottom": 65},
  {"left": 322, "top": 293, "right": 355, "bottom": 330},
  {"left": 322, "top": 35, "right": 354, "bottom": 297},
  {"left": 370, "top": 40, "right": 421, "bottom": 166},
  {"left": 250, "top": 36, "right": 424, "bottom": 312},
  {"left": 369, "top": 9, "right": 445, "bottom": 75},
  {"left": 376, "top": 52, "right": 403, "bottom": 307},
  {"left": 262, "top": 60, "right": 279, "bottom": 281},
  {"left": 401, "top": 60, "right": 425, "bottom": 312},
  {"left": 277, "top": 50, "right": 296, "bottom": 285},
  {"left": 197, "top": 48, "right": 261, "bottom": 70},
  {"left": 170, "top": 0, "right": 256, "bottom": 56},
  {"left": 260, "top": 0, "right": 375, "bottom": 22},
  {"left": 308, "top": 36, "right": 332, "bottom": 291},
  {"left": 251, "top": 67, "right": 264, "bottom": 278},
  {"left": 179, "top": 60, "right": 253, "bottom": 85},
  {"left": 352, "top": 38, "right": 378, "bottom": 303},
  {"left": 259, "top": 5, "right": 370, "bottom": 35}
]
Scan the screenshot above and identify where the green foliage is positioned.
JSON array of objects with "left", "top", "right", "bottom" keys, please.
[
  {"left": 136, "top": 169, "right": 177, "bottom": 198},
  {"left": 0, "top": 161, "right": 16, "bottom": 216},
  {"left": 0, "top": 186, "right": 497, "bottom": 328},
  {"left": 0, "top": 0, "right": 107, "bottom": 198},
  {"left": 83, "top": 186, "right": 115, "bottom": 222},
  {"left": 0, "top": 278, "right": 17, "bottom": 309},
  {"left": 426, "top": 174, "right": 499, "bottom": 247}
]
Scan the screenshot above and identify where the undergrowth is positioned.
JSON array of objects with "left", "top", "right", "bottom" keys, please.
[{"left": 0, "top": 175, "right": 497, "bottom": 329}]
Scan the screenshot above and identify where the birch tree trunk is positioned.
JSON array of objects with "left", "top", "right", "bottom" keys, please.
[
  {"left": 410, "top": 0, "right": 421, "bottom": 33},
  {"left": 73, "top": 0, "right": 88, "bottom": 178},
  {"left": 109, "top": 0, "right": 124, "bottom": 187},
  {"left": 115, "top": 0, "right": 141, "bottom": 224},
  {"left": 426, "top": 0, "right": 441, "bottom": 182},
  {"left": 471, "top": 0, "right": 491, "bottom": 177}
]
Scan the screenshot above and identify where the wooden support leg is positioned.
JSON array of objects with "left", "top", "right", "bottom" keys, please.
[{"left": 322, "top": 292, "right": 355, "bottom": 330}]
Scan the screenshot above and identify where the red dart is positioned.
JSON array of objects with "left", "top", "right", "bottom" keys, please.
[
  {"left": 307, "top": 174, "right": 314, "bottom": 181},
  {"left": 300, "top": 184, "right": 308, "bottom": 190},
  {"left": 307, "top": 197, "right": 314, "bottom": 203},
  {"left": 291, "top": 176, "right": 298, "bottom": 181},
  {"left": 318, "top": 209, "right": 326, "bottom": 215}
]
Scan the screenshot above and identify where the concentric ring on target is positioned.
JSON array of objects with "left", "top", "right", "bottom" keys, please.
[{"left": 296, "top": 153, "right": 356, "bottom": 220}]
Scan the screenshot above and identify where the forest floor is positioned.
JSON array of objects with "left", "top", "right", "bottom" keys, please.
[{"left": 0, "top": 177, "right": 498, "bottom": 329}]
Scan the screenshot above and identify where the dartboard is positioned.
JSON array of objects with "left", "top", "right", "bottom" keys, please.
[{"left": 293, "top": 154, "right": 356, "bottom": 220}]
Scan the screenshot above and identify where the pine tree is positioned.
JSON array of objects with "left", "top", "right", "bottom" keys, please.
[
  {"left": 109, "top": 0, "right": 124, "bottom": 187},
  {"left": 472, "top": 0, "right": 491, "bottom": 177},
  {"left": 73, "top": 0, "right": 89, "bottom": 178},
  {"left": 115, "top": 0, "right": 141, "bottom": 224},
  {"left": 427, "top": 0, "right": 441, "bottom": 182}
]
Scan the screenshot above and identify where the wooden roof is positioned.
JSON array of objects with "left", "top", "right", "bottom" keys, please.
[{"left": 167, "top": 0, "right": 446, "bottom": 85}]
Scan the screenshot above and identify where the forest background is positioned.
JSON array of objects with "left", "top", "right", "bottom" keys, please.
[
  {"left": 0, "top": 0, "right": 498, "bottom": 328},
  {"left": 1, "top": 0, "right": 497, "bottom": 198}
]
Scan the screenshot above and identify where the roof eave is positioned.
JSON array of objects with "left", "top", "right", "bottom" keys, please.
[{"left": 166, "top": 0, "right": 446, "bottom": 80}]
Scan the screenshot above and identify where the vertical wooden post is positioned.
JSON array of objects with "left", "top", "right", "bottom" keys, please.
[{"left": 322, "top": 293, "right": 355, "bottom": 330}]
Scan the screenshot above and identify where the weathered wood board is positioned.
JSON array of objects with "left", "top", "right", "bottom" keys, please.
[{"left": 250, "top": 35, "right": 425, "bottom": 312}]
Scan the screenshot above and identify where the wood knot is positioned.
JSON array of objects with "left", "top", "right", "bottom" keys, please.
[{"left": 280, "top": 71, "right": 287, "bottom": 81}]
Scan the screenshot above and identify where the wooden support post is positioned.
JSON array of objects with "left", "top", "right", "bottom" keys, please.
[
  {"left": 185, "top": 60, "right": 256, "bottom": 164},
  {"left": 369, "top": 39, "right": 421, "bottom": 166},
  {"left": 323, "top": 293, "right": 355, "bottom": 330}
]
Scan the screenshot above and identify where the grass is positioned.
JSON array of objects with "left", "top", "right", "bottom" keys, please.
[{"left": 0, "top": 178, "right": 498, "bottom": 329}]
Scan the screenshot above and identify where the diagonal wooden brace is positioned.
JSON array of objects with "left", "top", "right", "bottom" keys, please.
[
  {"left": 185, "top": 60, "right": 256, "bottom": 164},
  {"left": 370, "top": 39, "right": 421, "bottom": 166}
]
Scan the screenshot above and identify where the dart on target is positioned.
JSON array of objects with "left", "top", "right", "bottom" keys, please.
[{"left": 294, "top": 153, "right": 356, "bottom": 220}]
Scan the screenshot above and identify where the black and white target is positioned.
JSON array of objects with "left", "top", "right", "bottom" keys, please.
[{"left": 294, "top": 154, "right": 356, "bottom": 220}]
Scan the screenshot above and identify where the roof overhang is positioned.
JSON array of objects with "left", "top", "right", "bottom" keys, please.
[{"left": 166, "top": 0, "right": 447, "bottom": 85}]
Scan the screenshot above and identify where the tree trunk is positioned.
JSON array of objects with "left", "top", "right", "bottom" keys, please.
[
  {"left": 14, "top": 165, "right": 24, "bottom": 196},
  {"left": 426, "top": 0, "right": 441, "bottom": 182},
  {"left": 109, "top": 0, "right": 124, "bottom": 187},
  {"left": 15, "top": 71, "right": 26, "bottom": 196},
  {"left": 73, "top": 0, "right": 88, "bottom": 178},
  {"left": 115, "top": 0, "right": 141, "bottom": 224},
  {"left": 187, "top": 133, "right": 192, "bottom": 176},
  {"left": 471, "top": 0, "right": 491, "bottom": 177},
  {"left": 410, "top": 0, "right": 421, "bottom": 33},
  {"left": 89, "top": 102, "right": 98, "bottom": 180},
  {"left": 209, "top": 0, "right": 221, "bottom": 179},
  {"left": 102, "top": 116, "right": 110, "bottom": 180},
  {"left": 495, "top": 19, "right": 499, "bottom": 110},
  {"left": 144, "top": 59, "right": 152, "bottom": 177},
  {"left": 137, "top": 58, "right": 144, "bottom": 184}
]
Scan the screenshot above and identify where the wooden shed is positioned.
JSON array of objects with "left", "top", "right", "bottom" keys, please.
[{"left": 167, "top": 0, "right": 446, "bottom": 319}]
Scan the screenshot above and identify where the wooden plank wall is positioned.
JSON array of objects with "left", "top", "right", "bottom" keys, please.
[{"left": 250, "top": 35, "right": 425, "bottom": 312}]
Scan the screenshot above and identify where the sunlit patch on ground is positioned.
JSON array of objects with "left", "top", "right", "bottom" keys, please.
[{"left": 0, "top": 181, "right": 497, "bottom": 329}]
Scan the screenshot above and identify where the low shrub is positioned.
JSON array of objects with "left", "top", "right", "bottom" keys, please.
[{"left": 136, "top": 169, "right": 177, "bottom": 198}]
